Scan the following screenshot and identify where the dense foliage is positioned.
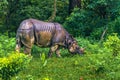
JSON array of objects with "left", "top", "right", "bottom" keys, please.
[
  {"left": 0, "top": 52, "right": 31, "bottom": 80},
  {"left": 0, "top": 0, "right": 120, "bottom": 39},
  {"left": 0, "top": 0, "right": 68, "bottom": 33},
  {"left": 0, "top": 34, "right": 15, "bottom": 57},
  {"left": 104, "top": 33, "right": 120, "bottom": 56},
  {"left": 64, "top": 0, "right": 120, "bottom": 39}
]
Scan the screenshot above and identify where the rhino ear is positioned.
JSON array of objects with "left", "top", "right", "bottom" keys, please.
[
  {"left": 65, "top": 34, "right": 74, "bottom": 46},
  {"left": 65, "top": 38, "right": 72, "bottom": 46},
  {"left": 69, "top": 34, "right": 73, "bottom": 39}
]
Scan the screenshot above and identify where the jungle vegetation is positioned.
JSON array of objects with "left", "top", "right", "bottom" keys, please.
[{"left": 0, "top": 0, "right": 120, "bottom": 80}]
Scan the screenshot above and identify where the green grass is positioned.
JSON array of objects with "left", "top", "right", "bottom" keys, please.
[{"left": 11, "top": 47, "right": 120, "bottom": 80}]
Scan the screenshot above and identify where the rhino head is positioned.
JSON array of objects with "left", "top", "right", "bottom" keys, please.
[{"left": 66, "top": 35, "right": 84, "bottom": 55}]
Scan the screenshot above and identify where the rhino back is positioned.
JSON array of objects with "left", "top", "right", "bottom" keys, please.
[
  {"left": 30, "top": 19, "right": 55, "bottom": 32},
  {"left": 30, "top": 19, "right": 56, "bottom": 47}
]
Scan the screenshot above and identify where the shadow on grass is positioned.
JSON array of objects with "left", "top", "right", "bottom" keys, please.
[{"left": 31, "top": 46, "right": 49, "bottom": 58}]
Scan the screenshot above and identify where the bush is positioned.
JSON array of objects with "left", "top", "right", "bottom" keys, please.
[
  {"left": 64, "top": 0, "right": 120, "bottom": 39},
  {"left": 64, "top": 8, "right": 89, "bottom": 37},
  {"left": 64, "top": 8, "right": 107, "bottom": 38},
  {"left": 0, "top": 35, "right": 16, "bottom": 57},
  {"left": 81, "top": 53, "right": 120, "bottom": 79},
  {"left": 76, "top": 37, "right": 109, "bottom": 54},
  {"left": 105, "top": 17, "right": 120, "bottom": 35},
  {"left": 0, "top": 52, "right": 31, "bottom": 80},
  {"left": 103, "top": 33, "right": 120, "bottom": 56}
]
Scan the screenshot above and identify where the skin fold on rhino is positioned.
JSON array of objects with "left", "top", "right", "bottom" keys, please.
[{"left": 15, "top": 18, "right": 84, "bottom": 57}]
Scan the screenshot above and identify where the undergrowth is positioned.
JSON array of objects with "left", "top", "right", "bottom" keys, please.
[{"left": 0, "top": 34, "right": 120, "bottom": 80}]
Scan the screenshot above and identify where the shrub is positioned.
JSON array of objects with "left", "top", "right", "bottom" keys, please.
[
  {"left": 0, "top": 52, "right": 31, "bottom": 80},
  {"left": 0, "top": 35, "right": 16, "bottom": 57},
  {"left": 64, "top": 7, "right": 107, "bottom": 38},
  {"left": 103, "top": 33, "right": 120, "bottom": 56},
  {"left": 76, "top": 37, "right": 109, "bottom": 54},
  {"left": 82, "top": 53, "right": 120, "bottom": 79},
  {"left": 105, "top": 17, "right": 120, "bottom": 35},
  {"left": 64, "top": 8, "right": 89, "bottom": 37}
]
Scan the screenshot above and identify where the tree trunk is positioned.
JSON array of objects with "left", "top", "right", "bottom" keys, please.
[
  {"left": 99, "top": 27, "right": 108, "bottom": 43},
  {"left": 48, "top": 0, "right": 57, "bottom": 22},
  {"left": 69, "top": 0, "right": 81, "bottom": 14}
]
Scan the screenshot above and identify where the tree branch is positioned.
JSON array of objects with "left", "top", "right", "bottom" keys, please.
[
  {"left": 48, "top": 0, "right": 57, "bottom": 22},
  {"left": 99, "top": 27, "right": 108, "bottom": 43}
]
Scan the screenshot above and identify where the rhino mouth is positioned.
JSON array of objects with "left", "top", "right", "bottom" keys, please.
[
  {"left": 70, "top": 47, "right": 84, "bottom": 55},
  {"left": 78, "top": 48, "right": 84, "bottom": 55}
]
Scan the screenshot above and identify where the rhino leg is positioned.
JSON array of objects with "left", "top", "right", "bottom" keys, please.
[
  {"left": 21, "top": 33, "right": 34, "bottom": 56},
  {"left": 23, "top": 38, "right": 34, "bottom": 56},
  {"left": 24, "top": 47, "right": 32, "bottom": 56},
  {"left": 55, "top": 47, "right": 61, "bottom": 57},
  {"left": 48, "top": 45, "right": 59, "bottom": 57}
]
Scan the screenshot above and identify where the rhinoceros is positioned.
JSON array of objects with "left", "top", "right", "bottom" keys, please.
[{"left": 15, "top": 19, "right": 84, "bottom": 57}]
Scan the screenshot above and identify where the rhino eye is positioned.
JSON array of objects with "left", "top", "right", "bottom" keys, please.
[
  {"left": 68, "top": 42, "right": 72, "bottom": 45},
  {"left": 76, "top": 46, "right": 79, "bottom": 49},
  {"left": 68, "top": 40, "right": 72, "bottom": 45}
]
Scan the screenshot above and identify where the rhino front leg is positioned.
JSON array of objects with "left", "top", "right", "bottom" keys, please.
[
  {"left": 48, "top": 45, "right": 59, "bottom": 58},
  {"left": 24, "top": 47, "right": 32, "bottom": 56},
  {"left": 55, "top": 47, "right": 61, "bottom": 57}
]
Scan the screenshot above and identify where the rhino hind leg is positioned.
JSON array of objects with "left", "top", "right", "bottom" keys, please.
[
  {"left": 23, "top": 38, "right": 34, "bottom": 56},
  {"left": 15, "top": 43, "right": 21, "bottom": 53},
  {"left": 21, "top": 33, "right": 34, "bottom": 56}
]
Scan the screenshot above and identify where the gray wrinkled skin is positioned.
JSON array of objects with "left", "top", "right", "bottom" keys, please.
[{"left": 15, "top": 18, "right": 84, "bottom": 57}]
